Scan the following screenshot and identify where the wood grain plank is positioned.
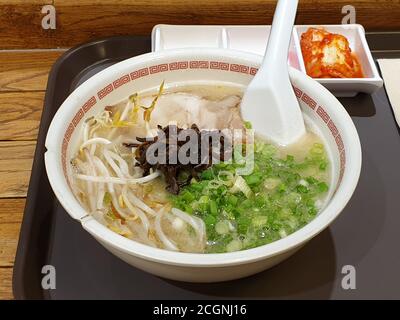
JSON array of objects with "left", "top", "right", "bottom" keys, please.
[
  {"left": 0, "top": 0, "right": 51, "bottom": 4},
  {"left": 0, "top": 198, "right": 25, "bottom": 224},
  {"left": 0, "top": 1, "right": 53, "bottom": 49},
  {"left": 0, "top": 199, "right": 25, "bottom": 268},
  {"left": 0, "top": 50, "right": 64, "bottom": 92},
  {"left": 0, "top": 198, "right": 25, "bottom": 300},
  {"left": 0, "top": 0, "right": 399, "bottom": 49},
  {"left": 53, "top": 0, "right": 400, "bottom": 45},
  {"left": 0, "top": 92, "right": 44, "bottom": 141},
  {"left": 0, "top": 141, "right": 36, "bottom": 198},
  {"left": 0, "top": 267, "right": 14, "bottom": 300}
]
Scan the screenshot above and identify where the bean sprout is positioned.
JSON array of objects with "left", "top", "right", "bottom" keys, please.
[
  {"left": 75, "top": 171, "right": 160, "bottom": 185},
  {"left": 155, "top": 207, "right": 178, "bottom": 251}
]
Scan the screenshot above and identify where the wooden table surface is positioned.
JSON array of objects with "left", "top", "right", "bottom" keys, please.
[
  {"left": 0, "top": 49, "right": 66, "bottom": 299},
  {"left": 0, "top": 0, "right": 399, "bottom": 300}
]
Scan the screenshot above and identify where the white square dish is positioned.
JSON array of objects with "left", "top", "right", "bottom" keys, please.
[
  {"left": 152, "top": 24, "right": 301, "bottom": 70},
  {"left": 294, "top": 24, "right": 383, "bottom": 97},
  {"left": 152, "top": 24, "right": 383, "bottom": 97}
]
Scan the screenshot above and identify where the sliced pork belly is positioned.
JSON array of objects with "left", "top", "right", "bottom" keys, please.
[{"left": 139, "top": 92, "right": 243, "bottom": 130}]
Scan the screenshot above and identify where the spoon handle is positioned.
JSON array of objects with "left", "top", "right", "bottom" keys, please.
[{"left": 262, "top": 0, "right": 298, "bottom": 72}]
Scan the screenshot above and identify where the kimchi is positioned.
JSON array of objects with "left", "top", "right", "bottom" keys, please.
[{"left": 300, "top": 27, "right": 364, "bottom": 78}]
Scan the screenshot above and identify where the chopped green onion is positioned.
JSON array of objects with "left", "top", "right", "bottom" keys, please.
[{"left": 244, "top": 121, "right": 252, "bottom": 129}]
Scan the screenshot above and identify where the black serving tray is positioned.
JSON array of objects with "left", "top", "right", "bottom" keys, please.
[{"left": 13, "top": 34, "right": 400, "bottom": 299}]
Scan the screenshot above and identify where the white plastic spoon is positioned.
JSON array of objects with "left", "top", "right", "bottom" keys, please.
[{"left": 240, "top": 0, "right": 306, "bottom": 146}]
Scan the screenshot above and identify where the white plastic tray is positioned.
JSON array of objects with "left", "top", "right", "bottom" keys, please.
[{"left": 151, "top": 24, "right": 383, "bottom": 97}]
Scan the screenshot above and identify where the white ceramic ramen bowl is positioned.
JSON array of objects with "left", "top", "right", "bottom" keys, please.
[{"left": 45, "top": 49, "right": 361, "bottom": 282}]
